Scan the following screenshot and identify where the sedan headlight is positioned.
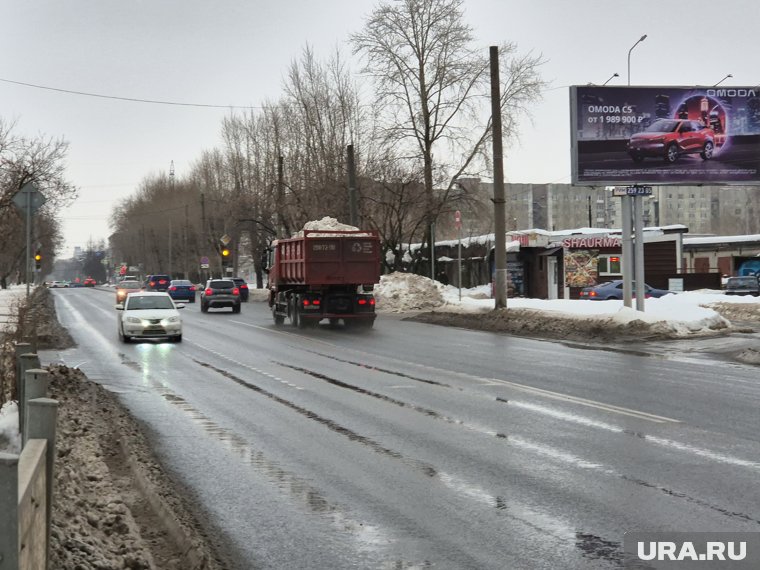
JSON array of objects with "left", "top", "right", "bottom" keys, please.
[
  {"left": 126, "top": 317, "right": 142, "bottom": 324},
  {"left": 162, "top": 316, "right": 180, "bottom": 325}
]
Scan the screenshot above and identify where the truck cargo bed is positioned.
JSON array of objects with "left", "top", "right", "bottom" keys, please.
[{"left": 274, "top": 230, "right": 381, "bottom": 286}]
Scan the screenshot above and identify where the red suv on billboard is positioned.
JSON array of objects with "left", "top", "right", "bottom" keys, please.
[{"left": 627, "top": 119, "right": 715, "bottom": 163}]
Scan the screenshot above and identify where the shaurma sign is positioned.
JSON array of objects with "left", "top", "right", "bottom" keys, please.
[{"left": 570, "top": 86, "right": 760, "bottom": 185}]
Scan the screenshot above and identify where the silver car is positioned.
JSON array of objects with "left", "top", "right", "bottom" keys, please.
[{"left": 116, "top": 291, "right": 185, "bottom": 343}]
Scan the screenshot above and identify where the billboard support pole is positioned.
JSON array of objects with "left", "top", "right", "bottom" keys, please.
[
  {"left": 634, "top": 193, "right": 646, "bottom": 311},
  {"left": 621, "top": 196, "right": 633, "bottom": 308}
]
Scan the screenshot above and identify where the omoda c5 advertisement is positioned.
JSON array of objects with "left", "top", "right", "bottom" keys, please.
[{"left": 570, "top": 85, "right": 760, "bottom": 185}]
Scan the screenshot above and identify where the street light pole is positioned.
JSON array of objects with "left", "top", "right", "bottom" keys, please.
[
  {"left": 713, "top": 74, "right": 733, "bottom": 86},
  {"left": 602, "top": 72, "right": 619, "bottom": 86},
  {"left": 627, "top": 34, "right": 647, "bottom": 86}
]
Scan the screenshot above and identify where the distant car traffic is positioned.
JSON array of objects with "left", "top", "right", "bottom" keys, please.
[
  {"left": 200, "top": 279, "right": 241, "bottom": 313},
  {"left": 83, "top": 277, "right": 96, "bottom": 287},
  {"left": 47, "top": 281, "right": 68, "bottom": 288},
  {"left": 230, "top": 278, "right": 249, "bottom": 302},
  {"left": 168, "top": 280, "right": 196, "bottom": 303},
  {"left": 115, "top": 280, "right": 142, "bottom": 303},
  {"left": 627, "top": 119, "right": 715, "bottom": 163},
  {"left": 143, "top": 274, "right": 172, "bottom": 292},
  {"left": 579, "top": 280, "right": 674, "bottom": 300},
  {"left": 116, "top": 291, "right": 184, "bottom": 343},
  {"left": 724, "top": 276, "right": 760, "bottom": 296}
]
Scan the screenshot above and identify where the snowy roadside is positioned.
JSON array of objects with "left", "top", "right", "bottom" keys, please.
[
  {"left": 0, "top": 287, "right": 232, "bottom": 570},
  {"left": 374, "top": 272, "right": 760, "bottom": 343}
]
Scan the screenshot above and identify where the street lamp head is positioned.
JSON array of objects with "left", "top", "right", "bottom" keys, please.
[{"left": 639, "top": 34, "right": 648, "bottom": 42}]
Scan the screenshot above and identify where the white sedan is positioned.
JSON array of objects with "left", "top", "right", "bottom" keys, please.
[{"left": 116, "top": 291, "right": 184, "bottom": 343}]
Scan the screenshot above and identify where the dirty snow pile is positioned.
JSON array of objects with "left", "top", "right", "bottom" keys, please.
[
  {"left": 0, "top": 400, "right": 20, "bottom": 454},
  {"left": 376, "top": 272, "right": 760, "bottom": 338},
  {"left": 375, "top": 272, "right": 447, "bottom": 312}
]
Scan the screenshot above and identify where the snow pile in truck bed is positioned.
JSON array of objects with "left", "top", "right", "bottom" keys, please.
[
  {"left": 293, "top": 216, "right": 359, "bottom": 237},
  {"left": 292, "top": 217, "right": 367, "bottom": 237}
]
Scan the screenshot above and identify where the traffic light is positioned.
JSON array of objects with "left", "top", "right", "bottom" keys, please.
[
  {"left": 220, "top": 245, "right": 231, "bottom": 273},
  {"left": 34, "top": 250, "right": 42, "bottom": 270}
]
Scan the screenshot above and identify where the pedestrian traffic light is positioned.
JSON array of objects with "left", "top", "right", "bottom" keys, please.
[{"left": 34, "top": 250, "right": 42, "bottom": 270}]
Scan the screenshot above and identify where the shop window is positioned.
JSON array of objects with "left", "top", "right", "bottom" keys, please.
[{"left": 597, "top": 254, "right": 622, "bottom": 276}]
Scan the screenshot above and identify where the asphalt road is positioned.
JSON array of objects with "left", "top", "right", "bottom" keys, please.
[{"left": 44, "top": 288, "right": 760, "bottom": 569}]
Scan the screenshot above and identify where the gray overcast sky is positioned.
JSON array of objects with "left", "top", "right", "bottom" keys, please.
[{"left": 1, "top": 0, "right": 757, "bottom": 256}]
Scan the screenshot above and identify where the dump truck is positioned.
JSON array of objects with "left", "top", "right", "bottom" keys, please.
[{"left": 267, "top": 229, "right": 381, "bottom": 328}]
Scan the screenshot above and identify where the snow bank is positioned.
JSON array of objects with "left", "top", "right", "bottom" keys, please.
[
  {"left": 378, "top": 272, "right": 752, "bottom": 337},
  {"left": 375, "top": 272, "right": 447, "bottom": 312},
  {"left": 0, "top": 401, "right": 20, "bottom": 454}
]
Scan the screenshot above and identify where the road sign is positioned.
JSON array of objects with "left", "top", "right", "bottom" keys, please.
[
  {"left": 200, "top": 264, "right": 210, "bottom": 269},
  {"left": 200, "top": 256, "right": 209, "bottom": 265},
  {"left": 612, "top": 185, "right": 653, "bottom": 197},
  {"left": 12, "top": 183, "right": 47, "bottom": 213},
  {"left": 220, "top": 234, "right": 231, "bottom": 246},
  {"left": 454, "top": 210, "right": 462, "bottom": 230}
]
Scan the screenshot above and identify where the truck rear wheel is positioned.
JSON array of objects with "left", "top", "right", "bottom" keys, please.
[{"left": 273, "top": 306, "right": 285, "bottom": 326}]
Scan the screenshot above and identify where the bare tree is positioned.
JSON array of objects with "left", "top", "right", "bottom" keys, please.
[
  {"left": 351, "top": 0, "right": 546, "bottom": 262},
  {"left": 0, "top": 119, "right": 75, "bottom": 285}
]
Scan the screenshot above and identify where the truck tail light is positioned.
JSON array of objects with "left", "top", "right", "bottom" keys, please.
[
  {"left": 303, "top": 299, "right": 310, "bottom": 306},
  {"left": 313, "top": 299, "right": 320, "bottom": 306},
  {"left": 205, "top": 288, "right": 213, "bottom": 296},
  {"left": 369, "top": 297, "right": 375, "bottom": 306}
]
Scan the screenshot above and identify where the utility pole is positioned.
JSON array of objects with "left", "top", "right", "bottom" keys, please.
[
  {"left": 184, "top": 203, "right": 189, "bottom": 280},
  {"left": 490, "top": 45, "right": 507, "bottom": 309},
  {"left": 347, "top": 145, "right": 359, "bottom": 227},
  {"left": 277, "top": 156, "right": 285, "bottom": 236},
  {"left": 169, "top": 161, "right": 175, "bottom": 276},
  {"left": 200, "top": 192, "right": 207, "bottom": 282}
]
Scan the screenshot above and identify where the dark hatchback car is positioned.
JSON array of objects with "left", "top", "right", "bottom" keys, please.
[
  {"left": 200, "top": 279, "right": 241, "bottom": 313},
  {"left": 168, "top": 279, "right": 197, "bottom": 303},
  {"left": 724, "top": 276, "right": 760, "bottom": 296},
  {"left": 143, "top": 274, "right": 172, "bottom": 292},
  {"left": 579, "top": 280, "right": 674, "bottom": 300},
  {"left": 230, "top": 278, "right": 249, "bottom": 302}
]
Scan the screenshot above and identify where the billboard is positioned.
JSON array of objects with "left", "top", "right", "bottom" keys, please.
[{"left": 570, "top": 85, "right": 760, "bottom": 185}]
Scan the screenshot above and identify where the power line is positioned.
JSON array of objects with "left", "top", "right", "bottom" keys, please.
[{"left": 0, "top": 77, "right": 261, "bottom": 109}]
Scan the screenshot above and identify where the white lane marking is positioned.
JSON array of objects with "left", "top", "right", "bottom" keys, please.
[
  {"left": 484, "top": 378, "right": 680, "bottom": 424},
  {"left": 183, "top": 339, "right": 303, "bottom": 390}
]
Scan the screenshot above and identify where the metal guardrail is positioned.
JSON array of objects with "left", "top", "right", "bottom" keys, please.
[{"left": 0, "top": 349, "right": 58, "bottom": 570}]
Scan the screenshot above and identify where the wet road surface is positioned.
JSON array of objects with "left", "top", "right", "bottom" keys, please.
[{"left": 43, "top": 288, "right": 760, "bottom": 569}]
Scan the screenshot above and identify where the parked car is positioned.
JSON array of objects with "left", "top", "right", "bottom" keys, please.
[
  {"left": 200, "top": 279, "right": 241, "bottom": 313},
  {"left": 627, "top": 119, "right": 715, "bottom": 163},
  {"left": 724, "top": 276, "right": 760, "bottom": 296},
  {"left": 168, "top": 279, "right": 196, "bottom": 303},
  {"left": 47, "top": 281, "right": 68, "bottom": 288},
  {"left": 143, "top": 274, "right": 172, "bottom": 292},
  {"left": 83, "top": 277, "right": 96, "bottom": 287},
  {"left": 579, "top": 280, "right": 674, "bottom": 300},
  {"left": 115, "top": 280, "right": 142, "bottom": 303},
  {"left": 230, "top": 277, "right": 249, "bottom": 302},
  {"left": 115, "top": 291, "right": 184, "bottom": 343}
]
